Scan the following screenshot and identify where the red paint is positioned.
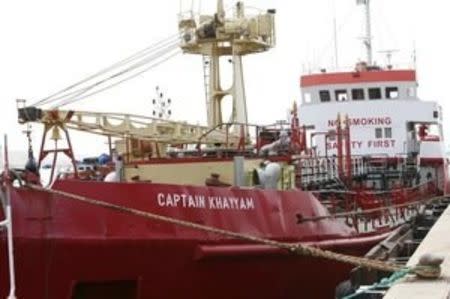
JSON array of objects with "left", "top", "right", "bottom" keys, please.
[
  {"left": 38, "top": 126, "right": 78, "bottom": 182},
  {"left": 300, "top": 70, "right": 416, "bottom": 87},
  {"left": 336, "top": 116, "right": 344, "bottom": 179},
  {"left": 360, "top": 156, "right": 445, "bottom": 166},
  {"left": 127, "top": 155, "right": 292, "bottom": 165},
  {"left": 0, "top": 180, "right": 387, "bottom": 299},
  {"left": 343, "top": 117, "right": 352, "bottom": 184},
  {"left": 419, "top": 157, "right": 446, "bottom": 166},
  {"left": 195, "top": 232, "right": 391, "bottom": 259}
]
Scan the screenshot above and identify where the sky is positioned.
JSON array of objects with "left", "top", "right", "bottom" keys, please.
[{"left": 1, "top": 0, "right": 449, "bottom": 163}]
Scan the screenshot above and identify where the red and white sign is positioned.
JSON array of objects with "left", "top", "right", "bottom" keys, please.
[
  {"left": 327, "top": 139, "right": 396, "bottom": 150},
  {"left": 328, "top": 116, "right": 392, "bottom": 128}
]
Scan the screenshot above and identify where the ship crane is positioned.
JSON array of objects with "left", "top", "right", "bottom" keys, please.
[
  {"left": 17, "top": 107, "right": 236, "bottom": 145},
  {"left": 17, "top": 105, "right": 242, "bottom": 171},
  {"left": 178, "top": 0, "right": 276, "bottom": 133},
  {"left": 16, "top": 0, "right": 276, "bottom": 182}
]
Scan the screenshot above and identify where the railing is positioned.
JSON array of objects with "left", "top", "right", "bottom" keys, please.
[
  {"left": 0, "top": 135, "right": 17, "bottom": 299},
  {"left": 301, "top": 61, "right": 416, "bottom": 76},
  {"left": 0, "top": 185, "right": 17, "bottom": 299},
  {"left": 196, "top": 121, "right": 293, "bottom": 154},
  {"left": 298, "top": 156, "right": 366, "bottom": 186},
  {"left": 312, "top": 180, "right": 441, "bottom": 233}
]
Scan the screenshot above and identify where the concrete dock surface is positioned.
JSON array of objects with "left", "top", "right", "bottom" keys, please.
[{"left": 384, "top": 203, "right": 450, "bottom": 298}]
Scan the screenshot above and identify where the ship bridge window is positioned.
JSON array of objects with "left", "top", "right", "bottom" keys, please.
[
  {"left": 319, "top": 90, "right": 331, "bottom": 102},
  {"left": 368, "top": 88, "right": 382, "bottom": 100},
  {"left": 375, "top": 128, "right": 383, "bottom": 139},
  {"left": 384, "top": 127, "right": 392, "bottom": 138},
  {"left": 386, "top": 87, "right": 399, "bottom": 99},
  {"left": 433, "top": 111, "right": 439, "bottom": 118},
  {"left": 335, "top": 89, "right": 348, "bottom": 102},
  {"left": 303, "top": 92, "right": 312, "bottom": 103},
  {"left": 407, "top": 87, "right": 416, "bottom": 98},
  {"left": 351, "top": 88, "right": 365, "bottom": 101}
]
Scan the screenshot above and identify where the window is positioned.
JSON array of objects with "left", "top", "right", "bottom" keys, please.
[
  {"left": 319, "top": 90, "right": 331, "bottom": 102},
  {"left": 335, "top": 90, "right": 348, "bottom": 102},
  {"left": 351, "top": 88, "right": 365, "bottom": 101},
  {"left": 328, "top": 129, "right": 336, "bottom": 141},
  {"left": 384, "top": 127, "right": 392, "bottom": 138},
  {"left": 375, "top": 128, "right": 382, "bottom": 139},
  {"left": 368, "top": 88, "right": 382, "bottom": 100},
  {"left": 433, "top": 111, "right": 439, "bottom": 119},
  {"left": 303, "top": 92, "right": 312, "bottom": 103},
  {"left": 386, "top": 87, "right": 399, "bottom": 99},
  {"left": 407, "top": 87, "right": 416, "bottom": 98}
]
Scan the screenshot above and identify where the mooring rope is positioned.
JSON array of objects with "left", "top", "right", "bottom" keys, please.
[
  {"left": 25, "top": 183, "right": 441, "bottom": 278},
  {"left": 343, "top": 269, "right": 411, "bottom": 299}
]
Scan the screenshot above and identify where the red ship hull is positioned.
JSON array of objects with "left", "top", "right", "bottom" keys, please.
[{"left": 0, "top": 180, "right": 393, "bottom": 299}]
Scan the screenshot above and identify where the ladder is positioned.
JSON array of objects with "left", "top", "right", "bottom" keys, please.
[
  {"left": 403, "top": 155, "right": 419, "bottom": 179},
  {"left": 202, "top": 55, "right": 211, "bottom": 118}
]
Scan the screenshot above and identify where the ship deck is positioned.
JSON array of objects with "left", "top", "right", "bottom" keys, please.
[{"left": 384, "top": 201, "right": 450, "bottom": 298}]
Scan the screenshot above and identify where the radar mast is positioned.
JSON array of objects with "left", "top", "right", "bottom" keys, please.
[{"left": 357, "top": 0, "right": 373, "bottom": 65}]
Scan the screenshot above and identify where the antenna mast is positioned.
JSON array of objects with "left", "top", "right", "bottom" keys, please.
[
  {"left": 332, "top": 0, "right": 339, "bottom": 69},
  {"left": 358, "top": 0, "right": 372, "bottom": 65}
]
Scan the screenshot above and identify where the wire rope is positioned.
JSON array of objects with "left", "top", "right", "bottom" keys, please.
[{"left": 32, "top": 33, "right": 181, "bottom": 107}]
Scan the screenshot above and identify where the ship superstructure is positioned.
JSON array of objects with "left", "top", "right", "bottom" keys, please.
[{"left": 297, "top": 0, "right": 447, "bottom": 193}]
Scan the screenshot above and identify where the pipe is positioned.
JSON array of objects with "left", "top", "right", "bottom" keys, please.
[
  {"left": 336, "top": 115, "right": 344, "bottom": 179},
  {"left": 5, "top": 192, "right": 17, "bottom": 299},
  {"left": 194, "top": 231, "right": 392, "bottom": 260},
  {"left": 2, "top": 135, "right": 17, "bottom": 299},
  {"left": 344, "top": 115, "right": 352, "bottom": 184}
]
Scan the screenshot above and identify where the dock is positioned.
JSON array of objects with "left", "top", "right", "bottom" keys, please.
[{"left": 384, "top": 201, "right": 450, "bottom": 298}]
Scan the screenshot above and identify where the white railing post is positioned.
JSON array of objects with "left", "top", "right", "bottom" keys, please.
[
  {"left": 1, "top": 134, "right": 17, "bottom": 299},
  {"left": 4, "top": 185, "right": 17, "bottom": 299}
]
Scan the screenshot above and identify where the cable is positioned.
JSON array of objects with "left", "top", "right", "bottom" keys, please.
[
  {"left": 53, "top": 49, "right": 180, "bottom": 108},
  {"left": 314, "top": 5, "right": 357, "bottom": 70},
  {"left": 48, "top": 40, "right": 180, "bottom": 103},
  {"left": 34, "top": 33, "right": 180, "bottom": 106},
  {"left": 52, "top": 49, "right": 181, "bottom": 108},
  {"left": 50, "top": 42, "right": 180, "bottom": 107},
  {"left": 32, "top": 33, "right": 181, "bottom": 107},
  {"left": 46, "top": 40, "right": 180, "bottom": 108}
]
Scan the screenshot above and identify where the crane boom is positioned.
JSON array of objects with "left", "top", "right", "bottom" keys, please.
[{"left": 18, "top": 107, "right": 238, "bottom": 146}]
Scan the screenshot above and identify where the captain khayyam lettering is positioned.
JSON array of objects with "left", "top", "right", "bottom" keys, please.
[{"left": 157, "top": 193, "right": 255, "bottom": 210}]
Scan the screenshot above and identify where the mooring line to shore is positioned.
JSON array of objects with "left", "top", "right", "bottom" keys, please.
[{"left": 25, "top": 183, "right": 441, "bottom": 279}]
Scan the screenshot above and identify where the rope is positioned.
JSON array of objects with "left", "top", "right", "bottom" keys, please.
[
  {"left": 52, "top": 50, "right": 181, "bottom": 108},
  {"left": 298, "top": 194, "right": 446, "bottom": 223},
  {"left": 49, "top": 44, "right": 181, "bottom": 108},
  {"left": 343, "top": 269, "right": 410, "bottom": 299},
  {"left": 313, "top": 5, "right": 357, "bottom": 70},
  {"left": 32, "top": 33, "right": 181, "bottom": 107},
  {"left": 24, "top": 183, "right": 438, "bottom": 277}
]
